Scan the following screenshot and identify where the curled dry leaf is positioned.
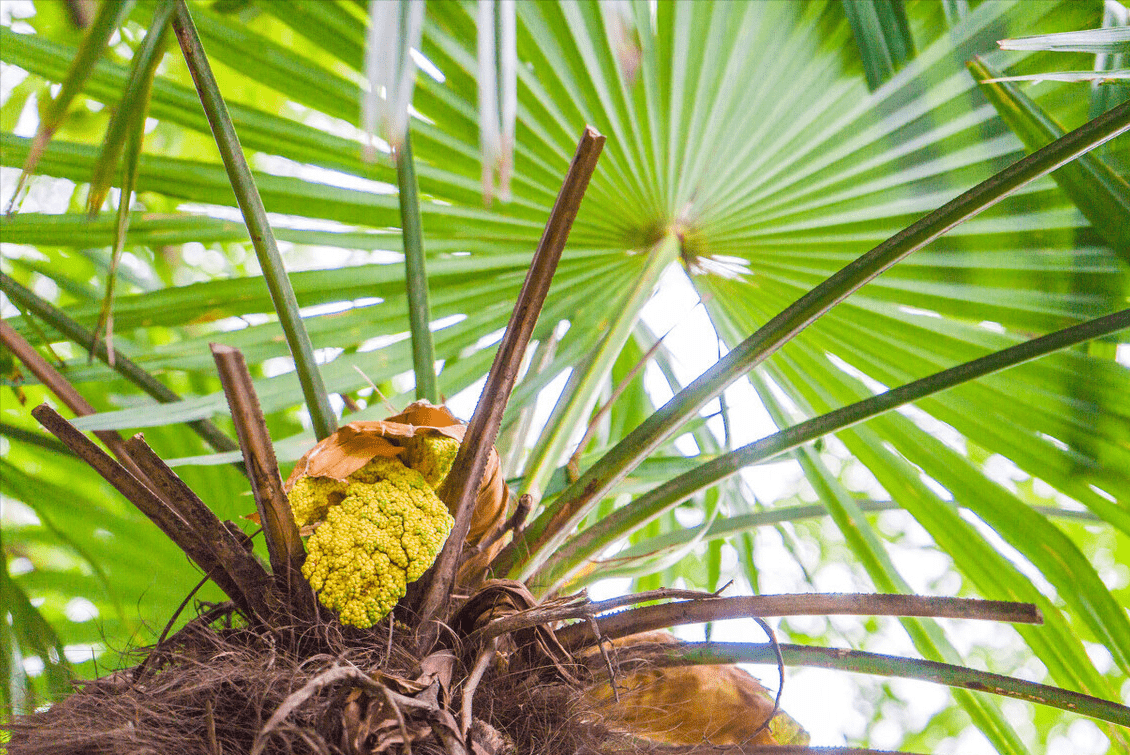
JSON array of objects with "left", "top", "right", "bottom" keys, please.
[
  {"left": 453, "top": 580, "right": 580, "bottom": 684},
  {"left": 583, "top": 631, "right": 809, "bottom": 747},
  {"left": 283, "top": 401, "right": 508, "bottom": 550}
]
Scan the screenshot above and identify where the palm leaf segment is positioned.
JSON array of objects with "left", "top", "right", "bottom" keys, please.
[{"left": 2, "top": 0, "right": 1128, "bottom": 747}]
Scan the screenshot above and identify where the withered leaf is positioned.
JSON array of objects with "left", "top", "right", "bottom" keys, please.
[{"left": 584, "top": 631, "right": 809, "bottom": 747}]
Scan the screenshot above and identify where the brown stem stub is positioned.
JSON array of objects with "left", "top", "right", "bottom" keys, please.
[
  {"left": 414, "top": 126, "right": 606, "bottom": 640},
  {"left": 210, "top": 343, "right": 310, "bottom": 614}
]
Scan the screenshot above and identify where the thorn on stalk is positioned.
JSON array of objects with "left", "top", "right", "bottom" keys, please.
[
  {"left": 585, "top": 613, "right": 619, "bottom": 704},
  {"left": 750, "top": 616, "right": 784, "bottom": 739},
  {"left": 464, "top": 493, "right": 533, "bottom": 568}
]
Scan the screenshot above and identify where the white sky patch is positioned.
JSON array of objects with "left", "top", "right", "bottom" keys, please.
[
  {"left": 471, "top": 326, "right": 506, "bottom": 352},
  {"left": 896, "top": 403, "right": 966, "bottom": 455},
  {"left": 1084, "top": 641, "right": 1115, "bottom": 675},
  {"left": 1, "top": 167, "right": 75, "bottom": 212},
  {"left": 445, "top": 374, "right": 486, "bottom": 422},
  {"left": 0, "top": 0, "right": 35, "bottom": 25},
  {"left": 888, "top": 540, "right": 953, "bottom": 595},
  {"left": 175, "top": 202, "right": 363, "bottom": 234},
  {"left": 522, "top": 368, "right": 573, "bottom": 453},
  {"left": 13, "top": 90, "right": 38, "bottom": 136},
  {"left": 354, "top": 297, "right": 384, "bottom": 307},
  {"left": 430, "top": 313, "right": 466, "bottom": 332},
  {"left": 64, "top": 597, "right": 99, "bottom": 623},
  {"left": 252, "top": 153, "right": 397, "bottom": 195},
  {"left": 358, "top": 332, "right": 410, "bottom": 353},
  {"left": 843, "top": 459, "right": 888, "bottom": 499},
  {"left": 642, "top": 360, "right": 674, "bottom": 407},
  {"left": 981, "top": 453, "right": 1029, "bottom": 493},
  {"left": 760, "top": 374, "right": 804, "bottom": 422},
  {"left": 917, "top": 471, "right": 953, "bottom": 501},
  {"left": 1088, "top": 484, "right": 1117, "bottom": 503},
  {"left": 65, "top": 643, "right": 103, "bottom": 664},
  {"left": 214, "top": 313, "right": 272, "bottom": 332},
  {"left": 1048, "top": 720, "right": 1109, "bottom": 755},
  {"left": 287, "top": 102, "right": 371, "bottom": 145},
  {"left": 640, "top": 266, "right": 718, "bottom": 385},
  {"left": 314, "top": 347, "right": 344, "bottom": 364},
  {"left": 812, "top": 561, "right": 857, "bottom": 592},
  {"left": 740, "top": 460, "right": 804, "bottom": 505},
  {"left": 933, "top": 726, "right": 992, "bottom": 755},
  {"left": 180, "top": 242, "right": 230, "bottom": 276},
  {"left": 1105, "top": 562, "right": 1128, "bottom": 591},
  {"left": 0, "top": 243, "right": 47, "bottom": 262},
  {"left": 825, "top": 351, "right": 888, "bottom": 395},
  {"left": 693, "top": 254, "right": 751, "bottom": 278},
  {"left": 30, "top": 274, "right": 56, "bottom": 303},
  {"left": 364, "top": 247, "right": 405, "bottom": 266},
  {"left": 7, "top": 556, "right": 34, "bottom": 576},
  {"left": 299, "top": 301, "right": 354, "bottom": 318},
  {"left": 1117, "top": 342, "right": 1130, "bottom": 366},
  {"left": 958, "top": 508, "right": 1057, "bottom": 600},
  {"left": 1037, "top": 432, "right": 1070, "bottom": 451},
  {"left": 410, "top": 48, "right": 446, "bottom": 83},
  {"left": 261, "top": 355, "right": 296, "bottom": 378},
  {"left": 722, "top": 379, "right": 778, "bottom": 445},
  {"left": 764, "top": 665, "right": 859, "bottom": 746},
  {"left": 897, "top": 304, "right": 943, "bottom": 318},
  {"left": 672, "top": 505, "right": 704, "bottom": 528},
  {"left": 22, "top": 656, "right": 44, "bottom": 677},
  {"left": 0, "top": 62, "right": 28, "bottom": 102}
]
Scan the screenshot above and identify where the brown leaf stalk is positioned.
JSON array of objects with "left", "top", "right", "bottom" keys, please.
[
  {"left": 557, "top": 593, "right": 1042, "bottom": 650},
  {"left": 662, "top": 747, "right": 921, "bottom": 754},
  {"left": 123, "top": 433, "right": 276, "bottom": 622},
  {"left": 414, "top": 126, "right": 605, "bottom": 639},
  {"left": 2, "top": 319, "right": 150, "bottom": 484}
]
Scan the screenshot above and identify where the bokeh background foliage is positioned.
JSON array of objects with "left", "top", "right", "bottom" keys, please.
[{"left": 1, "top": 0, "right": 1128, "bottom": 752}]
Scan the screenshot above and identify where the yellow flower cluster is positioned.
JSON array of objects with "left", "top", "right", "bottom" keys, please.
[
  {"left": 295, "top": 454, "right": 454, "bottom": 628},
  {"left": 288, "top": 474, "right": 348, "bottom": 527},
  {"left": 404, "top": 434, "right": 459, "bottom": 489}
]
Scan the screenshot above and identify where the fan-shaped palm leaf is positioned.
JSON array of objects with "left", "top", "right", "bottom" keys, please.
[{"left": 2, "top": 1, "right": 1127, "bottom": 750}]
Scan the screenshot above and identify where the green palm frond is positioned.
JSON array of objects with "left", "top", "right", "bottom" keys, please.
[{"left": 2, "top": 1, "right": 1127, "bottom": 749}]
